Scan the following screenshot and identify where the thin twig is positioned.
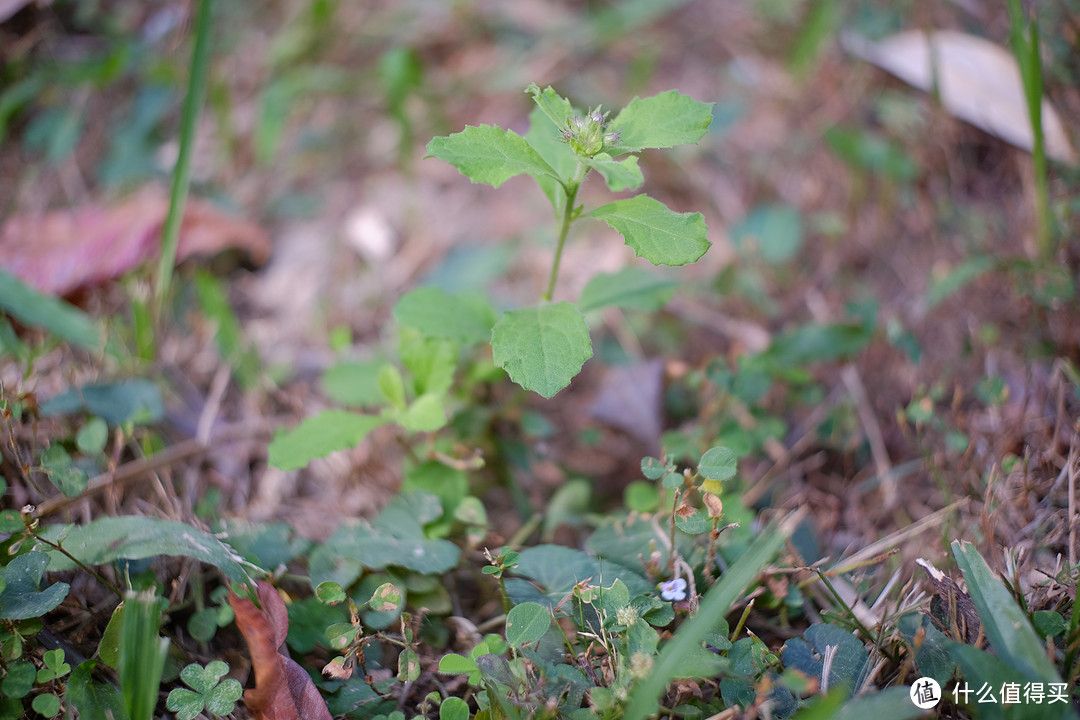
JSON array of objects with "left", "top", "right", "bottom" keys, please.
[{"left": 34, "top": 422, "right": 269, "bottom": 517}]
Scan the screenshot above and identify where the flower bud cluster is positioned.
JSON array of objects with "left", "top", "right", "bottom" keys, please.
[{"left": 561, "top": 106, "right": 620, "bottom": 157}]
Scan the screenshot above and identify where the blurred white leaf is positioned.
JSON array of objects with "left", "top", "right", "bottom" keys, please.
[{"left": 844, "top": 30, "right": 1076, "bottom": 164}]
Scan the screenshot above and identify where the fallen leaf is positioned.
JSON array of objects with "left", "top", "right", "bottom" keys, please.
[
  {"left": 587, "top": 359, "right": 665, "bottom": 446},
  {"left": 229, "top": 581, "right": 333, "bottom": 720},
  {"left": 0, "top": 186, "right": 271, "bottom": 297},
  {"left": 843, "top": 30, "right": 1077, "bottom": 164}
]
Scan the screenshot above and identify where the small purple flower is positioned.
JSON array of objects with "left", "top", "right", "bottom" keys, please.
[{"left": 659, "top": 577, "right": 687, "bottom": 602}]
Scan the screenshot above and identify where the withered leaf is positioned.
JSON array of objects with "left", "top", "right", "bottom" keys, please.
[
  {"left": 916, "top": 558, "right": 983, "bottom": 646},
  {"left": 0, "top": 186, "right": 270, "bottom": 297},
  {"left": 229, "top": 581, "right": 333, "bottom": 720}
]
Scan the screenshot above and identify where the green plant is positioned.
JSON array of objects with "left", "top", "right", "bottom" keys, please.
[
  {"left": 165, "top": 660, "right": 243, "bottom": 720},
  {"left": 118, "top": 590, "right": 169, "bottom": 720},
  {"left": 1006, "top": 0, "right": 1052, "bottom": 259},
  {"left": 426, "top": 83, "right": 713, "bottom": 397},
  {"left": 154, "top": 0, "right": 214, "bottom": 317}
]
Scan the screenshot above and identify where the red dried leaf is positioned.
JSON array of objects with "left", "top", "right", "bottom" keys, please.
[
  {"left": 0, "top": 186, "right": 270, "bottom": 297},
  {"left": 229, "top": 581, "right": 333, "bottom": 720}
]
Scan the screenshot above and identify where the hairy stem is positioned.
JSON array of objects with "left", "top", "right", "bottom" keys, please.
[{"left": 543, "top": 164, "right": 588, "bottom": 302}]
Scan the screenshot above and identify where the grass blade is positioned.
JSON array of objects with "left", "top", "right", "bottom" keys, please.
[
  {"left": 951, "top": 540, "right": 1061, "bottom": 684},
  {"left": 154, "top": 0, "right": 214, "bottom": 316}
]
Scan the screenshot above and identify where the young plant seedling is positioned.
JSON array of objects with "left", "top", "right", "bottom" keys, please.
[{"left": 427, "top": 84, "right": 713, "bottom": 397}]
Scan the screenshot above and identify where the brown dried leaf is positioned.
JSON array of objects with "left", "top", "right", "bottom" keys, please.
[
  {"left": 229, "top": 581, "right": 333, "bottom": 720},
  {"left": 702, "top": 492, "right": 724, "bottom": 519},
  {"left": 0, "top": 186, "right": 270, "bottom": 296}
]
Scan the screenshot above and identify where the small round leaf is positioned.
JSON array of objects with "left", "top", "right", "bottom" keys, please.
[
  {"left": 316, "top": 581, "right": 346, "bottom": 605},
  {"left": 505, "top": 602, "right": 551, "bottom": 648},
  {"left": 698, "top": 446, "right": 737, "bottom": 482},
  {"left": 368, "top": 582, "right": 403, "bottom": 613}
]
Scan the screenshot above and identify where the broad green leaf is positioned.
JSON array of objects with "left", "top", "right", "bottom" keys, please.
[
  {"left": 641, "top": 456, "right": 667, "bottom": 480},
  {"left": 600, "top": 579, "right": 631, "bottom": 616},
  {"left": 0, "top": 552, "right": 69, "bottom": 620},
  {"left": 896, "top": 613, "right": 956, "bottom": 685},
  {"left": 578, "top": 266, "right": 677, "bottom": 312},
  {"left": 316, "top": 581, "right": 346, "bottom": 605},
  {"left": 0, "top": 508, "right": 19, "bottom": 532},
  {"left": 398, "top": 647, "right": 420, "bottom": 682},
  {"left": 662, "top": 471, "right": 685, "bottom": 489},
  {"left": 674, "top": 506, "right": 709, "bottom": 535},
  {"left": 368, "top": 583, "right": 403, "bottom": 613},
  {"left": 76, "top": 417, "right": 109, "bottom": 455},
  {"left": 322, "top": 360, "right": 385, "bottom": 407},
  {"left": 393, "top": 286, "right": 496, "bottom": 344},
  {"left": 268, "top": 411, "right": 386, "bottom": 471},
  {"left": 491, "top": 302, "right": 592, "bottom": 398},
  {"left": 426, "top": 124, "right": 558, "bottom": 188},
  {"left": 609, "top": 91, "right": 713, "bottom": 152},
  {"left": 505, "top": 602, "right": 552, "bottom": 648},
  {"left": 440, "top": 696, "right": 470, "bottom": 720},
  {"left": 41, "top": 444, "right": 88, "bottom": 497},
  {"left": 730, "top": 204, "right": 804, "bottom": 263},
  {"left": 39, "top": 380, "right": 164, "bottom": 426},
  {"left": 38, "top": 516, "right": 261, "bottom": 583},
  {"left": 203, "top": 679, "right": 242, "bottom": 716},
  {"left": 165, "top": 688, "right": 203, "bottom": 720},
  {"left": 309, "top": 517, "right": 460, "bottom": 586},
  {"left": 504, "top": 545, "right": 651, "bottom": 609},
  {"left": 31, "top": 693, "right": 61, "bottom": 717},
  {"left": 378, "top": 364, "right": 407, "bottom": 410},
  {"left": 698, "top": 446, "right": 737, "bottom": 481},
  {"left": 587, "top": 514, "right": 697, "bottom": 571},
  {"left": 2, "top": 661, "right": 35, "bottom": 698},
  {"left": 624, "top": 513, "right": 793, "bottom": 720},
  {"left": 526, "top": 83, "right": 575, "bottom": 133},
  {"left": 525, "top": 105, "right": 576, "bottom": 212},
  {"left": 0, "top": 269, "right": 100, "bottom": 349},
  {"left": 438, "top": 653, "right": 478, "bottom": 675},
  {"left": 952, "top": 540, "right": 1063, "bottom": 685},
  {"left": 586, "top": 195, "right": 709, "bottom": 267},
  {"left": 781, "top": 624, "right": 869, "bottom": 699},
  {"left": 398, "top": 393, "right": 447, "bottom": 432},
  {"left": 65, "top": 661, "right": 126, "bottom": 720},
  {"left": 400, "top": 335, "right": 456, "bottom": 397},
  {"left": 582, "top": 153, "right": 643, "bottom": 192},
  {"left": 1032, "top": 610, "right": 1067, "bottom": 638},
  {"left": 179, "top": 661, "right": 229, "bottom": 695}
]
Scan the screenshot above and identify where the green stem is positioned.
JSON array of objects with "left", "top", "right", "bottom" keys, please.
[
  {"left": 498, "top": 576, "right": 511, "bottom": 615},
  {"left": 543, "top": 164, "right": 588, "bottom": 302},
  {"left": 154, "top": 0, "right": 214, "bottom": 319},
  {"left": 26, "top": 521, "right": 124, "bottom": 600}
]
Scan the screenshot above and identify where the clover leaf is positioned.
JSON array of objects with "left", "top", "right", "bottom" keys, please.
[{"left": 165, "top": 661, "right": 243, "bottom": 720}]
